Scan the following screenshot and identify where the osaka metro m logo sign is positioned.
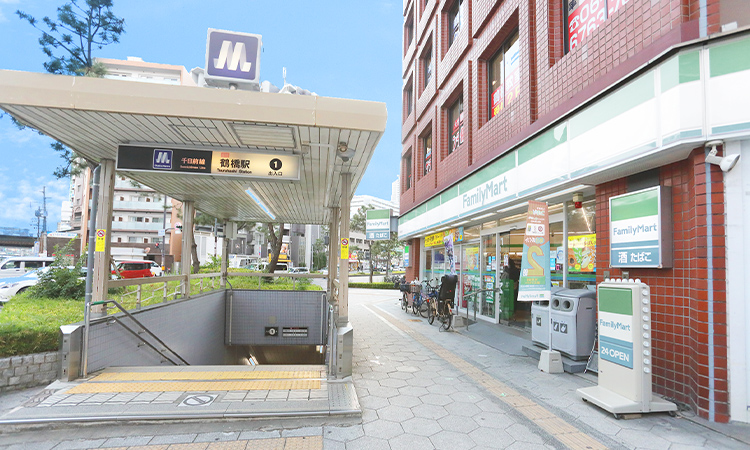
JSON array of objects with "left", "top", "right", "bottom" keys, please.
[
  {"left": 206, "top": 29, "right": 261, "bottom": 83},
  {"left": 153, "top": 149, "right": 172, "bottom": 170}
]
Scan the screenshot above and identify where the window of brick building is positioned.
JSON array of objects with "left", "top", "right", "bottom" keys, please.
[
  {"left": 448, "top": 96, "right": 464, "bottom": 155},
  {"left": 448, "top": 0, "right": 462, "bottom": 47},
  {"left": 564, "top": 0, "right": 609, "bottom": 53},
  {"left": 422, "top": 45, "right": 433, "bottom": 90},
  {"left": 403, "top": 152, "right": 413, "bottom": 190},
  {"left": 488, "top": 31, "right": 520, "bottom": 119},
  {"left": 404, "top": 8, "right": 414, "bottom": 54},
  {"left": 404, "top": 80, "right": 414, "bottom": 118},
  {"left": 422, "top": 132, "right": 433, "bottom": 176}
]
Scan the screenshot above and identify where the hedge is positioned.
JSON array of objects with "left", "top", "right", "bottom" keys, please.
[
  {"left": 349, "top": 282, "right": 398, "bottom": 289},
  {"left": 0, "top": 276, "right": 322, "bottom": 358},
  {"left": 0, "top": 293, "right": 84, "bottom": 357}
]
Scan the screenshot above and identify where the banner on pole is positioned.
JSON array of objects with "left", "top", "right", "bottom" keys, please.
[{"left": 518, "top": 201, "right": 551, "bottom": 301}]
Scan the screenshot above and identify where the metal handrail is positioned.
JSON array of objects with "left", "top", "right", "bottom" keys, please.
[
  {"left": 461, "top": 288, "right": 502, "bottom": 331},
  {"left": 91, "top": 299, "right": 189, "bottom": 366}
]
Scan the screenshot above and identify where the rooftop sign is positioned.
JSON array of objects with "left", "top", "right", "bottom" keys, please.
[
  {"left": 116, "top": 145, "right": 300, "bottom": 181},
  {"left": 205, "top": 29, "right": 261, "bottom": 87}
]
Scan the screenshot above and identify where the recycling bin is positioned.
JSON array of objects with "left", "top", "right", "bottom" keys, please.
[
  {"left": 531, "top": 287, "right": 566, "bottom": 348},
  {"left": 550, "top": 288, "right": 597, "bottom": 360}
]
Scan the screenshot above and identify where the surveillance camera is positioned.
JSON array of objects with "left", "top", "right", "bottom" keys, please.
[
  {"left": 720, "top": 153, "right": 740, "bottom": 172},
  {"left": 704, "top": 140, "right": 740, "bottom": 173}
]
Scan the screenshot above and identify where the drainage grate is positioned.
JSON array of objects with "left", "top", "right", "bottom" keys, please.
[{"left": 179, "top": 394, "right": 218, "bottom": 407}]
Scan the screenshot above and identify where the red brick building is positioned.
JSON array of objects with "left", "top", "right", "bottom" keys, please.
[{"left": 399, "top": 0, "right": 750, "bottom": 423}]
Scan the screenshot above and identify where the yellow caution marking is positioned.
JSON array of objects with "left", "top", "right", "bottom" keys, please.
[
  {"left": 66, "top": 379, "right": 321, "bottom": 394},
  {"left": 90, "top": 370, "right": 320, "bottom": 382}
]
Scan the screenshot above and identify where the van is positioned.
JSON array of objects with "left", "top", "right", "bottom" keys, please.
[
  {"left": 0, "top": 256, "right": 56, "bottom": 278},
  {"left": 254, "top": 262, "right": 288, "bottom": 272}
]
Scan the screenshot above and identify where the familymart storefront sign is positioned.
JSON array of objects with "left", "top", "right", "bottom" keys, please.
[{"left": 609, "top": 186, "right": 672, "bottom": 268}]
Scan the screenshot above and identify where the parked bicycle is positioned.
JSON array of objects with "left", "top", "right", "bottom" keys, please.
[{"left": 428, "top": 275, "right": 459, "bottom": 331}]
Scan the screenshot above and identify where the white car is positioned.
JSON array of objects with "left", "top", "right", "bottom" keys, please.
[
  {"left": 289, "top": 267, "right": 309, "bottom": 274},
  {"left": 148, "top": 261, "right": 163, "bottom": 277},
  {"left": 0, "top": 269, "right": 42, "bottom": 302}
]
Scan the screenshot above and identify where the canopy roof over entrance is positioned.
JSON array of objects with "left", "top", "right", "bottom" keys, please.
[{"left": 0, "top": 70, "right": 387, "bottom": 224}]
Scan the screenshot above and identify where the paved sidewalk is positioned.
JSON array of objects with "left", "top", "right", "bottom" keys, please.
[{"left": 0, "top": 289, "right": 748, "bottom": 449}]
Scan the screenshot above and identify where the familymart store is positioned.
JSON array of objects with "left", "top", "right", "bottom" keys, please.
[{"left": 400, "top": 33, "right": 750, "bottom": 422}]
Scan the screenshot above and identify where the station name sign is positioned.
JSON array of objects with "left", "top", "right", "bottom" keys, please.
[{"left": 116, "top": 145, "right": 300, "bottom": 181}]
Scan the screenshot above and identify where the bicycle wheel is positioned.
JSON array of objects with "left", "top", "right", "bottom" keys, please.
[
  {"left": 401, "top": 293, "right": 408, "bottom": 312},
  {"left": 412, "top": 295, "right": 420, "bottom": 315},
  {"left": 428, "top": 300, "right": 436, "bottom": 324},
  {"left": 419, "top": 299, "right": 430, "bottom": 318}
]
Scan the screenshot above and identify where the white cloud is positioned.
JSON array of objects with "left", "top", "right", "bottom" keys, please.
[
  {"left": 0, "top": 0, "right": 18, "bottom": 23},
  {"left": 1, "top": 125, "right": 51, "bottom": 146}
]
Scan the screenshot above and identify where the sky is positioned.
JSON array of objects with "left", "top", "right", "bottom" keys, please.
[{"left": 0, "top": 0, "right": 403, "bottom": 232}]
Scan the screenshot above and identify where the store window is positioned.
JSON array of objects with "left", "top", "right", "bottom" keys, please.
[
  {"left": 422, "top": 132, "right": 432, "bottom": 176},
  {"left": 488, "top": 31, "right": 520, "bottom": 119},
  {"left": 448, "top": 0, "right": 462, "bottom": 47},
  {"left": 480, "top": 234, "right": 497, "bottom": 319},
  {"left": 561, "top": 199, "right": 596, "bottom": 289},
  {"left": 447, "top": 96, "right": 464, "bottom": 155}
]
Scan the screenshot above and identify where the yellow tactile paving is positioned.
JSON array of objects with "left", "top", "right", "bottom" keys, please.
[
  {"left": 65, "top": 379, "right": 321, "bottom": 394},
  {"left": 372, "top": 303, "right": 608, "bottom": 450},
  {"left": 284, "top": 436, "right": 323, "bottom": 450},
  {"left": 91, "top": 370, "right": 320, "bottom": 382}
]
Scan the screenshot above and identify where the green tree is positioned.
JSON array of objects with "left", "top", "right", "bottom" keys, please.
[
  {"left": 312, "top": 238, "right": 327, "bottom": 271},
  {"left": 350, "top": 205, "right": 375, "bottom": 282},
  {"left": 30, "top": 239, "right": 85, "bottom": 299},
  {"left": 15, "top": 0, "right": 125, "bottom": 178}
]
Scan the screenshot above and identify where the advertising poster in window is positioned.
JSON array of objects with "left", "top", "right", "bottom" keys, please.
[
  {"left": 568, "top": 0, "right": 608, "bottom": 51},
  {"left": 567, "top": 234, "right": 596, "bottom": 272},
  {"left": 518, "top": 201, "right": 551, "bottom": 301},
  {"left": 491, "top": 84, "right": 503, "bottom": 119},
  {"left": 424, "top": 146, "right": 432, "bottom": 174},
  {"left": 504, "top": 40, "right": 521, "bottom": 107},
  {"left": 451, "top": 113, "right": 463, "bottom": 153}
]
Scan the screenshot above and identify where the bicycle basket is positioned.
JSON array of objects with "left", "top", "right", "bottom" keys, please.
[{"left": 408, "top": 283, "right": 422, "bottom": 293}]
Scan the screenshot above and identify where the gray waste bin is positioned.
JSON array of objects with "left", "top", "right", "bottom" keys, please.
[
  {"left": 550, "top": 288, "right": 597, "bottom": 360},
  {"left": 531, "top": 287, "right": 566, "bottom": 348}
]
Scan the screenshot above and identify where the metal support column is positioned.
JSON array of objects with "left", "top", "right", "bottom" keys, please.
[
  {"left": 81, "top": 165, "right": 100, "bottom": 378},
  {"left": 220, "top": 222, "right": 229, "bottom": 289},
  {"left": 562, "top": 200, "right": 569, "bottom": 289},
  {"left": 328, "top": 207, "right": 340, "bottom": 297},
  {"left": 92, "top": 159, "right": 116, "bottom": 315},
  {"left": 338, "top": 174, "right": 351, "bottom": 323},
  {"left": 336, "top": 173, "right": 353, "bottom": 378},
  {"left": 181, "top": 201, "right": 195, "bottom": 298}
]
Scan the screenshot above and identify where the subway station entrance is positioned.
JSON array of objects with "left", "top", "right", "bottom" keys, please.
[{"left": 0, "top": 67, "right": 386, "bottom": 424}]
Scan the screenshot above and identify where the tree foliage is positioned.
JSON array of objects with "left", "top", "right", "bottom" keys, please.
[
  {"left": 350, "top": 205, "right": 375, "bottom": 282},
  {"left": 29, "top": 240, "right": 85, "bottom": 299},
  {"left": 16, "top": 0, "right": 125, "bottom": 76},
  {"left": 15, "top": 0, "right": 125, "bottom": 178}
]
